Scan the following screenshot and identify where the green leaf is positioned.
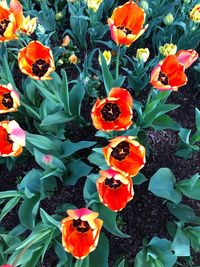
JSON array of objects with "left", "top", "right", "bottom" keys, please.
[
  {"left": 19, "top": 196, "right": 40, "bottom": 229},
  {"left": 26, "top": 132, "right": 60, "bottom": 151},
  {"left": 40, "top": 112, "right": 75, "bottom": 126},
  {"left": 172, "top": 223, "right": 190, "bottom": 257},
  {"left": 0, "top": 190, "right": 23, "bottom": 199},
  {"left": 178, "top": 173, "right": 200, "bottom": 200},
  {"left": 0, "top": 196, "right": 21, "bottom": 220},
  {"left": 61, "top": 69, "right": 72, "bottom": 116},
  {"left": 62, "top": 140, "right": 96, "bottom": 157},
  {"left": 92, "top": 203, "right": 130, "bottom": 238},
  {"left": 69, "top": 83, "right": 85, "bottom": 117},
  {"left": 133, "top": 173, "right": 147, "bottom": 185},
  {"left": 40, "top": 208, "right": 61, "bottom": 230},
  {"left": 167, "top": 202, "right": 200, "bottom": 224},
  {"left": 195, "top": 108, "right": 200, "bottom": 132},
  {"left": 148, "top": 168, "right": 182, "bottom": 204},
  {"left": 65, "top": 160, "right": 92, "bottom": 185},
  {"left": 152, "top": 114, "right": 180, "bottom": 131},
  {"left": 187, "top": 226, "right": 200, "bottom": 252},
  {"left": 89, "top": 233, "right": 109, "bottom": 267}
]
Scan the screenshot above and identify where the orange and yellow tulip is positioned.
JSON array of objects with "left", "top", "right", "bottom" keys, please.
[
  {"left": 0, "top": 83, "right": 20, "bottom": 113},
  {"left": 102, "top": 136, "right": 146, "bottom": 177},
  {"left": 61, "top": 208, "right": 103, "bottom": 260},
  {"left": 0, "top": 120, "right": 25, "bottom": 157},
  {"left": 91, "top": 87, "right": 133, "bottom": 131},
  {"left": 108, "top": 1, "right": 148, "bottom": 47},
  {"left": 18, "top": 41, "right": 55, "bottom": 80},
  {"left": 0, "top": 0, "right": 23, "bottom": 42},
  {"left": 96, "top": 169, "right": 134, "bottom": 211},
  {"left": 176, "top": 49, "right": 199, "bottom": 69}
]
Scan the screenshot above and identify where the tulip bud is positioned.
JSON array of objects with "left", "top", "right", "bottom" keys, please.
[
  {"left": 61, "top": 35, "right": 70, "bottom": 47},
  {"left": 159, "top": 43, "right": 177, "bottom": 57},
  {"left": 190, "top": 4, "right": 200, "bottom": 23},
  {"left": 42, "top": 154, "right": 53, "bottom": 164},
  {"left": 136, "top": 48, "right": 150, "bottom": 63},
  {"left": 55, "top": 12, "right": 63, "bottom": 21},
  {"left": 163, "top": 13, "right": 174, "bottom": 25},
  {"left": 183, "top": 0, "right": 190, "bottom": 3},
  {"left": 98, "top": 50, "right": 112, "bottom": 65},
  {"left": 141, "top": 1, "right": 149, "bottom": 11},
  {"left": 68, "top": 53, "right": 78, "bottom": 64}
]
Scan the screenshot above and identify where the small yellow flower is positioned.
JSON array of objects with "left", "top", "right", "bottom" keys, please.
[
  {"left": 61, "top": 35, "right": 70, "bottom": 47},
  {"left": 55, "top": 12, "right": 63, "bottom": 20},
  {"left": 136, "top": 48, "right": 150, "bottom": 63},
  {"left": 159, "top": 43, "right": 177, "bottom": 57},
  {"left": 98, "top": 50, "right": 112, "bottom": 65},
  {"left": 190, "top": 4, "right": 200, "bottom": 23},
  {"left": 85, "top": 0, "right": 103, "bottom": 12},
  {"left": 69, "top": 53, "right": 78, "bottom": 64},
  {"left": 21, "top": 16, "right": 37, "bottom": 35},
  {"left": 163, "top": 13, "right": 174, "bottom": 25}
]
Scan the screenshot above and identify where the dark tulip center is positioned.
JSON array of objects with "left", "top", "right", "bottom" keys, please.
[
  {"left": 158, "top": 71, "right": 169, "bottom": 85},
  {"left": 105, "top": 177, "right": 122, "bottom": 189},
  {"left": 2, "top": 93, "right": 13, "bottom": 109},
  {"left": 111, "top": 141, "right": 130, "bottom": 161},
  {"left": 0, "top": 19, "right": 9, "bottom": 36},
  {"left": 32, "top": 58, "right": 50, "bottom": 78},
  {"left": 117, "top": 26, "right": 132, "bottom": 35},
  {"left": 73, "top": 218, "right": 90, "bottom": 233},
  {"left": 101, "top": 103, "right": 121, "bottom": 122}
]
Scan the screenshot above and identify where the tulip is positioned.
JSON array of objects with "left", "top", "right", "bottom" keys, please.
[
  {"left": 163, "top": 13, "right": 174, "bottom": 25},
  {"left": 102, "top": 136, "right": 146, "bottom": 177},
  {"left": 18, "top": 41, "right": 55, "bottom": 80},
  {"left": 136, "top": 48, "right": 150, "bottom": 63},
  {"left": 0, "top": 120, "right": 25, "bottom": 157},
  {"left": 176, "top": 49, "right": 199, "bottom": 69},
  {"left": 190, "top": 4, "right": 200, "bottom": 23},
  {"left": 91, "top": 87, "right": 133, "bottom": 131},
  {"left": 107, "top": 1, "right": 148, "bottom": 47},
  {"left": 0, "top": 83, "right": 20, "bottom": 113},
  {"left": 98, "top": 50, "right": 111, "bottom": 65},
  {"left": 85, "top": 0, "right": 103, "bottom": 12},
  {"left": 150, "top": 55, "right": 187, "bottom": 91},
  {"left": 96, "top": 169, "right": 134, "bottom": 211},
  {"left": 61, "top": 208, "right": 103, "bottom": 259},
  {"left": 0, "top": 0, "right": 23, "bottom": 42},
  {"left": 61, "top": 35, "right": 70, "bottom": 47},
  {"left": 68, "top": 53, "right": 78, "bottom": 64},
  {"left": 20, "top": 15, "right": 37, "bottom": 35},
  {"left": 159, "top": 43, "right": 177, "bottom": 57}
]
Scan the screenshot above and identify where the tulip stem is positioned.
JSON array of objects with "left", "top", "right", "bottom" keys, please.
[
  {"left": 12, "top": 240, "right": 35, "bottom": 267},
  {"left": 115, "top": 45, "right": 120, "bottom": 79},
  {"left": 86, "top": 199, "right": 98, "bottom": 208},
  {"left": 145, "top": 87, "right": 154, "bottom": 110}
]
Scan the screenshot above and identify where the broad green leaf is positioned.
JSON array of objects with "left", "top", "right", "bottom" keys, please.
[
  {"left": 167, "top": 202, "right": 200, "bottom": 224},
  {"left": 92, "top": 203, "right": 130, "bottom": 238},
  {"left": 40, "top": 209, "right": 61, "bottom": 230},
  {"left": 40, "top": 112, "right": 74, "bottom": 126},
  {"left": 152, "top": 115, "right": 180, "bottom": 131},
  {"left": 187, "top": 226, "right": 200, "bottom": 252},
  {"left": 178, "top": 173, "right": 200, "bottom": 200},
  {"left": 61, "top": 140, "right": 96, "bottom": 157},
  {"left": 172, "top": 223, "right": 190, "bottom": 257},
  {"left": 148, "top": 168, "right": 182, "bottom": 204},
  {"left": 89, "top": 233, "right": 109, "bottom": 267},
  {"left": 19, "top": 196, "right": 40, "bottom": 229},
  {"left": 133, "top": 173, "right": 147, "bottom": 185},
  {"left": 69, "top": 83, "right": 85, "bottom": 117}
]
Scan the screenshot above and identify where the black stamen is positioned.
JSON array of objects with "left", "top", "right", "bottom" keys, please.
[
  {"left": 111, "top": 141, "right": 130, "bottom": 161},
  {"left": 101, "top": 103, "right": 121, "bottom": 122},
  {"left": 32, "top": 58, "right": 50, "bottom": 78}
]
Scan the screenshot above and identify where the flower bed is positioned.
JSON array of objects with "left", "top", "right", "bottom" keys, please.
[{"left": 0, "top": 0, "right": 200, "bottom": 266}]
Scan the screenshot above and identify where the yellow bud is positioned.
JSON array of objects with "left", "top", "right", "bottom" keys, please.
[
  {"left": 141, "top": 1, "right": 149, "bottom": 11},
  {"left": 69, "top": 54, "right": 78, "bottom": 64},
  {"left": 85, "top": 0, "right": 103, "bottom": 12},
  {"left": 159, "top": 43, "right": 177, "bottom": 57},
  {"left": 136, "top": 48, "right": 150, "bottom": 63},
  {"left": 190, "top": 4, "right": 200, "bottom": 23},
  {"left": 98, "top": 50, "right": 112, "bottom": 65},
  {"left": 163, "top": 13, "right": 174, "bottom": 25},
  {"left": 55, "top": 12, "right": 63, "bottom": 21}
]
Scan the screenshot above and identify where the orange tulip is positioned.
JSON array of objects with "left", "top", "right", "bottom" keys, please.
[
  {"left": 61, "top": 208, "right": 103, "bottom": 260},
  {"left": 0, "top": 0, "right": 23, "bottom": 42},
  {"left": 150, "top": 55, "right": 187, "bottom": 91},
  {"left": 176, "top": 49, "right": 198, "bottom": 69},
  {"left": 18, "top": 41, "right": 55, "bottom": 80},
  {"left": 91, "top": 87, "right": 133, "bottom": 131},
  {"left": 102, "top": 136, "right": 146, "bottom": 177},
  {"left": 0, "top": 120, "right": 25, "bottom": 157},
  {"left": 96, "top": 169, "right": 134, "bottom": 211},
  {"left": 108, "top": 1, "right": 148, "bottom": 47},
  {"left": 0, "top": 83, "right": 20, "bottom": 113}
]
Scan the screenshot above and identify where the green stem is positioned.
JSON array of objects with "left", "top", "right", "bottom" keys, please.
[
  {"left": 86, "top": 199, "right": 98, "bottom": 208},
  {"left": 115, "top": 45, "right": 120, "bottom": 79},
  {"left": 12, "top": 240, "right": 34, "bottom": 267}
]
